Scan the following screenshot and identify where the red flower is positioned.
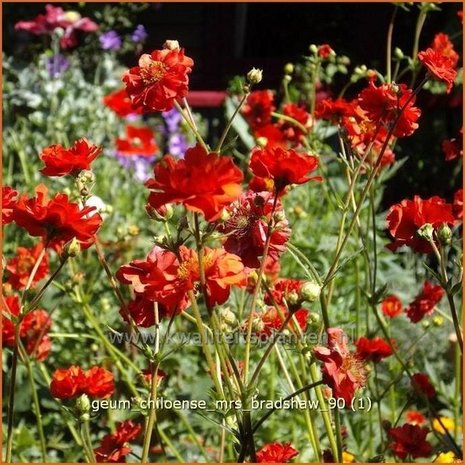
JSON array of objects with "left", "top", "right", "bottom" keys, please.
[
  {"left": 432, "top": 33, "right": 460, "bottom": 68},
  {"left": 116, "top": 125, "right": 159, "bottom": 157},
  {"left": 255, "top": 306, "right": 308, "bottom": 338},
  {"left": 85, "top": 367, "right": 115, "bottom": 399},
  {"left": 6, "top": 243, "right": 49, "bottom": 290},
  {"left": 442, "top": 138, "right": 462, "bottom": 161},
  {"left": 381, "top": 295, "right": 403, "bottom": 318},
  {"left": 2, "top": 186, "right": 18, "bottom": 225},
  {"left": 254, "top": 124, "right": 287, "bottom": 149},
  {"left": 411, "top": 372, "right": 436, "bottom": 399},
  {"left": 220, "top": 190, "right": 290, "bottom": 268},
  {"left": 15, "top": 5, "right": 98, "bottom": 49},
  {"left": 103, "top": 88, "right": 143, "bottom": 117},
  {"left": 453, "top": 189, "right": 463, "bottom": 220},
  {"left": 418, "top": 48, "right": 457, "bottom": 93},
  {"left": 50, "top": 365, "right": 114, "bottom": 399},
  {"left": 405, "top": 410, "right": 426, "bottom": 426},
  {"left": 386, "top": 195, "right": 455, "bottom": 253},
  {"left": 355, "top": 336, "right": 393, "bottom": 363},
  {"left": 40, "top": 139, "right": 102, "bottom": 177},
  {"left": 314, "top": 328, "right": 366, "bottom": 404},
  {"left": 120, "top": 295, "right": 175, "bottom": 328},
  {"left": 256, "top": 442, "right": 299, "bottom": 463},
  {"left": 50, "top": 366, "right": 87, "bottom": 399},
  {"left": 318, "top": 44, "right": 334, "bottom": 59},
  {"left": 13, "top": 184, "right": 102, "bottom": 252},
  {"left": 117, "top": 245, "right": 246, "bottom": 311},
  {"left": 265, "top": 278, "right": 303, "bottom": 309},
  {"left": 358, "top": 82, "right": 421, "bottom": 138},
  {"left": 94, "top": 420, "right": 142, "bottom": 463},
  {"left": 277, "top": 103, "right": 311, "bottom": 144},
  {"left": 122, "top": 43, "right": 194, "bottom": 112},
  {"left": 146, "top": 144, "right": 243, "bottom": 221},
  {"left": 2, "top": 296, "right": 52, "bottom": 361},
  {"left": 405, "top": 281, "right": 444, "bottom": 323},
  {"left": 249, "top": 147, "right": 321, "bottom": 193},
  {"left": 315, "top": 98, "right": 357, "bottom": 123},
  {"left": 242, "top": 90, "right": 276, "bottom": 130},
  {"left": 388, "top": 424, "right": 432, "bottom": 459}
]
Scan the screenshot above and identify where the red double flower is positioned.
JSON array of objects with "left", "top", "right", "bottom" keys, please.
[
  {"left": 2, "top": 186, "right": 18, "bottom": 225},
  {"left": 50, "top": 365, "right": 115, "bottom": 399},
  {"left": 405, "top": 281, "right": 444, "bottom": 323},
  {"left": 146, "top": 144, "right": 243, "bottom": 221},
  {"left": 123, "top": 42, "right": 194, "bottom": 112},
  {"left": 13, "top": 184, "right": 102, "bottom": 252},
  {"left": 355, "top": 336, "right": 393, "bottom": 363},
  {"left": 256, "top": 442, "right": 299, "bottom": 463},
  {"left": 116, "top": 125, "right": 159, "bottom": 157},
  {"left": 103, "top": 88, "right": 142, "bottom": 117},
  {"left": 388, "top": 424, "right": 432, "bottom": 459},
  {"left": 40, "top": 139, "right": 102, "bottom": 177}
]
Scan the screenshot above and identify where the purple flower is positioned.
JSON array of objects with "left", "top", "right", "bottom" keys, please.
[
  {"left": 162, "top": 108, "right": 182, "bottom": 132},
  {"left": 45, "top": 53, "right": 70, "bottom": 78},
  {"left": 131, "top": 24, "right": 147, "bottom": 43},
  {"left": 168, "top": 134, "right": 188, "bottom": 158},
  {"left": 99, "top": 31, "right": 122, "bottom": 50}
]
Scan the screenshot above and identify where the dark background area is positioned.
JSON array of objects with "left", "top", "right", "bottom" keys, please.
[{"left": 3, "top": 2, "right": 463, "bottom": 206}]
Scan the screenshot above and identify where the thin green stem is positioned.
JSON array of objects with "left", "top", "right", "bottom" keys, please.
[
  {"left": 217, "top": 92, "right": 250, "bottom": 152},
  {"left": 386, "top": 5, "right": 399, "bottom": 83},
  {"left": 174, "top": 101, "right": 209, "bottom": 151},
  {"left": 81, "top": 420, "right": 96, "bottom": 463}
]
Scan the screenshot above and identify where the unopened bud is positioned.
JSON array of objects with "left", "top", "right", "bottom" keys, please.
[
  {"left": 76, "top": 394, "right": 90, "bottom": 415},
  {"left": 417, "top": 223, "right": 434, "bottom": 242},
  {"left": 437, "top": 224, "right": 452, "bottom": 245},
  {"left": 146, "top": 203, "right": 173, "bottom": 221},
  {"left": 301, "top": 281, "right": 321, "bottom": 302},
  {"left": 218, "top": 308, "right": 236, "bottom": 328},
  {"left": 390, "top": 82, "right": 400, "bottom": 94},
  {"left": 128, "top": 225, "right": 140, "bottom": 236},
  {"left": 309, "top": 44, "right": 318, "bottom": 54},
  {"left": 256, "top": 137, "right": 268, "bottom": 148},
  {"left": 286, "top": 291, "right": 300, "bottom": 306},
  {"left": 247, "top": 68, "right": 263, "bottom": 85},
  {"left": 284, "top": 63, "right": 294, "bottom": 75},
  {"left": 283, "top": 75, "right": 292, "bottom": 84},
  {"left": 421, "top": 319, "right": 431, "bottom": 329},
  {"left": 220, "top": 209, "right": 231, "bottom": 222},
  {"left": 64, "top": 238, "right": 80, "bottom": 258},
  {"left": 394, "top": 47, "right": 404, "bottom": 59},
  {"left": 163, "top": 40, "right": 180, "bottom": 51},
  {"left": 251, "top": 315, "right": 265, "bottom": 333}
]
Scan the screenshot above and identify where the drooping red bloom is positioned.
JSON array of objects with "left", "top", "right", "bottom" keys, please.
[
  {"left": 432, "top": 33, "right": 460, "bottom": 68},
  {"left": 442, "top": 138, "right": 462, "bottom": 161},
  {"left": 453, "top": 189, "right": 463, "bottom": 220},
  {"left": 315, "top": 97, "right": 357, "bottom": 123},
  {"left": 277, "top": 103, "right": 311, "bottom": 144},
  {"left": 405, "top": 281, "right": 444, "bottom": 323},
  {"left": 50, "top": 365, "right": 114, "bottom": 399},
  {"left": 15, "top": 4, "right": 98, "bottom": 49},
  {"left": 85, "top": 367, "right": 116, "bottom": 398},
  {"left": 388, "top": 424, "right": 432, "bottom": 459},
  {"left": 249, "top": 147, "right": 321, "bottom": 193},
  {"left": 405, "top": 410, "right": 426, "bottom": 426},
  {"left": 358, "top": 82, "right": 421, "bottom": 138},
  {"left": 318, "top": 44, "right": 334, "bottom": 59},
  {"left": 2, "top": 295, "right": 52, "bottom": 361},
  {"left": 355, "top": 336, "right": 393, "bottom": 363},
  {"left": 256, "top": 442, "right": 299, "bottom": 463},
  {"left": 6, "top": 243, "right": 49, "bottom": 290},
  {"left": 122, "top": 43, "right": 194, "bottom": 112},
  {"left": 13, "top": 184, "right": 102, "bottom": 252},
  {"left": 146, "top": 144, "right": 243, "bottom": 221},
  {"left": 94, "top": 420, "right": 142, "bottom": 463},
  {"left": 50, "top": 366, "right": 87, "bottom": 399},
  {"left": 103, "top": 88, "right": 143, "bottom": 117},
  {"left": 116, "top": 125, "right": 159, "bottom": 157},
  {"left": 242, "top": 90, "right": 276, "bottom": 130},
  {"left": 40, "top": 139, "right": 102, "bottom": 177},
  {"left": 120, "top": 295, "right": 174, "bottom": 328},
  {"left": 255, "top": 306, "right": 309, "bottom": 338},
  {"left": 411, "top": 372, "right": 436, "bottom": 399},
  {"left": 386, "top": 195, "right": 455, "bottom": 253},
  {"left": 418, "top": 48, "right": 457, "bottom": 93},
  {"left": 381, "top": 295, "right": 403, "bottom": 318},
  {"left": 118, "top": 245, "right": 246, "bottom": 311},
  {"left": 220, "top": 190, "right": 290, "bottom": 268},
  {"left": 2, "top": 186, "right": 18, "bottom": 225},
  {"left": 314, "top": 328, "right": 366, "bottom": 404},
  {"left": 265, "top": 278, "right": 303, "bottom": 309}
]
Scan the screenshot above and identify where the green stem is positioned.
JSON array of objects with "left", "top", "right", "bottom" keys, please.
[
  {"left": 217, "top": 91, "right": 250, "bottom": 152},
  {"left": 386, "top": 5, "right": 399, "bottom": 83},
  {"left": 81, "top": 420, "right": 96, "bottom": 463},
  {"left": 174, "top": 101, "right": 209, "bottom": 152},
  {"left": 334, "top": 409, "right": 343, "bottom": 462},
  {"left": 141, "top": 362, "right": 159, "bottom": 462}
]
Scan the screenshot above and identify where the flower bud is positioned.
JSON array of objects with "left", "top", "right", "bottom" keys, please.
[
  {"left": 128, "top": 225, "right": 140, "bottom": 236},
  {"left": 421, "top": 319, "right": 431, "bottom": 329},
  {"left": 301, "top": 281, "right": 321, "bottom": 302},
  {"left": 417, "top": 223, "right": 434, "bottom": 242},
  {"left": 64, "top": 238, "right": 80, "bottom": 258},
  {"left": 394, "top": 47, "right": 404, "bottom": 59},
  {"left": 256, "top": 137, "right": 268, "bottom": 148},
  {"left": 251, "top": 315, "right": 265, "bottom": 333},
  {"left": 309, "top": 44, "right": 318, "bottom": 54},
  {"left": 284, "top": 63, "right": 294, "bottom": 75},
  {"left": 309, "top": 312, "right": 320, "bottom": 325},
  {"left": 437, "top": 224, "right": 452, "bottom": 246},
  {"left": 286, "top": 291, "right": 300, "bottom": 306},
  {"left": 390, "top": 82, "right": 400, "bottom": 94},
  {"left": 283, "top": 75, "right": 292, "bottom": 84},
  {"left": 63, "top": 11, "right": 81, "bottom": 23},
  {"left": 76, "top": 394, "right": 90, "bottom": 415},
  {"left": 163, "top": 40, "right": 180, "bottom": 51},
  {"left": 218, "top": 307, "right": 237, "bottom": 329},
  {"left": 146, "top": 203, "right": 173, "bottom": 221},
  {"left": 247, "top": 68, "right": 263, "bottom": 85}
]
